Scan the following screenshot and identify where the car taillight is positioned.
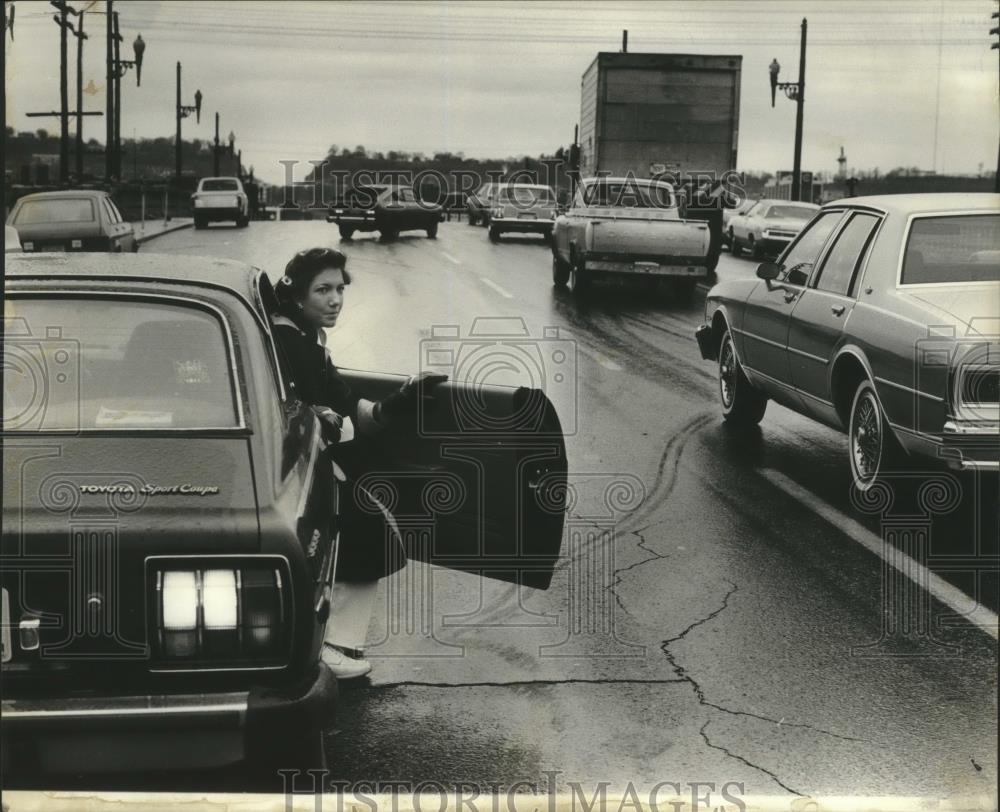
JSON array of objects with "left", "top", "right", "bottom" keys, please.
[
  {"left": 960, "top": 365, "right": 999, "bottom": 406},
  {"left": 151, "top": 560, "right": 289, "bottom": 668}
]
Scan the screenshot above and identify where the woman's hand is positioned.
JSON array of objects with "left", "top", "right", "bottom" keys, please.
[
  {"left": 376, "top": 372, "right": 448, "bottom": 423},
  {"left": 311, "top": 405, "right": 344, "bottom": 444}
]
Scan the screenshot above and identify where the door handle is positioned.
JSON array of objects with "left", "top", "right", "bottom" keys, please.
[
  {"left": 783, "top": 291, "right": 799, "bottom": 304},
  {"left": 831, "top": 305, "right": 846, "bottom": 316}
]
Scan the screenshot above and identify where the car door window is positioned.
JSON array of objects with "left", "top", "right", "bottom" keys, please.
[
  {"left": 779, "top": 210, "right": 845, "bottom": 286},
  {"left": 813, "top": 212, "right": 880, "bottom": 297}
]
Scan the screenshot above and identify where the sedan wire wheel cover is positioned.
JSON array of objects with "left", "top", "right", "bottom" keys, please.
[
  {"left": 852, "top": 389, "right": 882, "bottom": 485},
  {"left": 719, "top": 336, "right": 737, "bottom": 408}
]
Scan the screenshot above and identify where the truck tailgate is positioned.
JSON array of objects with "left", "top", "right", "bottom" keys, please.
[{"left": 589, "top": 217, "right": 711, "bottom": 263}]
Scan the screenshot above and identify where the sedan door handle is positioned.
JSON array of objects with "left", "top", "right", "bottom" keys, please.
[{"left": 831, "top": 305, "right": 846, "bottom": 316}]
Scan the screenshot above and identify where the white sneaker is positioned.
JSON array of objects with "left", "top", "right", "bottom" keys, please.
[{"left": 321, "top": 644, "right": 372, "bottom": 679}]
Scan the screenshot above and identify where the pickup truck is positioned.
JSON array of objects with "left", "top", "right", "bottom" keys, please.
[
  {"left": 192, "top": 177, "right": 249, "bottom": 229},
  {"left": 551, "top": 177, "right": 711, "bottom": 298}
]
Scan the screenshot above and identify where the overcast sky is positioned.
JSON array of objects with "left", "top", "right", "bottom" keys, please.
[{"left": 5, "top": 0, "right": 999, "bottom": 185}]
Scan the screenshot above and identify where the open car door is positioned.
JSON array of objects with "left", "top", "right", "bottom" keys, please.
[{"left": 336, "top": 370, "right": 567, "bottom": 590}]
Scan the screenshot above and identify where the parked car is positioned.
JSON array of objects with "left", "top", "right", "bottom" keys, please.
[
  {"left": 488, "top": 184, "right": 559, "bottom": 243},
  {"left": 327, "top": 183, "right": 442, "bottom": 240},
  {"left": 728, "top": 198, "right": 819, "bottom": 259},
  {"left": 2, "top": 253, "right": 567, "bottom": 786},
  {"left": 6, "top": 190, "right": 137, "bottom": 253},
  {"left": 721, "top": 197, "right": 758, "bottom": 247},
  {"left": 192, "top": 176, "right": 249, "bottom": 229},
  {"left": 5, "top": 224, "right": 22, "bottom": 253},
  {"left": 466, "top": 182, "right": 499, "bottom": 227},
  {"left": 695, "top": 193, "right": 999, "bottom": 490},
  {"left": 551, "top": 176, "right": 712, "bottom": 298}
]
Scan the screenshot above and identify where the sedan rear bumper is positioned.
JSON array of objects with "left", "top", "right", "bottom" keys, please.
[
  {"left": 939, "top": 420, "right": 999, "bottom": 471},
  {"left": 1, "top": 664, "right": 337, "bottom": 774},
  {"left": 490, "top": 217, "right": 554, "bottom": 234}
]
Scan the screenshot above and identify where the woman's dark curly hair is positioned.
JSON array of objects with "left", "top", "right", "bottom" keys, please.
[{"left": 274, "top": 247, "right": 352, "bottom": 320}]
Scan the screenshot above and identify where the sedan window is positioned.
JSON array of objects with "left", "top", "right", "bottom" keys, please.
[
  {"left": 200, "top": 179, "right": 239, "bottom": 192},
  {"left": 768, "top": 204, "right": 819, "bottom": 220},
  {"left": 3, "top": 298, "right": 239, "bottom": 431},
  {"left": 777, "top": 210, "right": 844, "bottom": 286},
  {"left": 814, "top": 212, "right": 880, "bottom": 297},
  {"left": 902, "top": 214, "right": 1000, "bottom": 284},
  {"left": 14, "top": 198, "right": 95, "bottom": 224}
]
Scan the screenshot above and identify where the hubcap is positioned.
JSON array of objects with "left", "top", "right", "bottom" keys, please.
[
  {"left": 719, "top": 338, "right": 736, "bottom": 407},
  {"left": 852, "top": 392, "right": 881, "bottom": 481}
]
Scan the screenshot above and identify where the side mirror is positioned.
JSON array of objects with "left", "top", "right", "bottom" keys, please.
[{"left": 756, "top": 262, "right": 782, "bottom": 281}]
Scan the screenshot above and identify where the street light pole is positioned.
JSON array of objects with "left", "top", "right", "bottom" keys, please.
[
  {"left": 57, "top": 1, "right": 69, "bottom": 183},
  {"left": 769, "top": 17, "right": 808, "bottom": 201},
  {"left": 175, "top": 62, "right": 202, "bottom": 182},
  {"left": 213, "top": 112, "right": 220, "bottom": 176},
  {"left": 112, "top": 11, "right": 121, "bottom": 179}
]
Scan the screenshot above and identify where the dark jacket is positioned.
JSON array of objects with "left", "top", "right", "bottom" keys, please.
[{"left": 272, "top": 315, "right": 406, "bottom": 583}]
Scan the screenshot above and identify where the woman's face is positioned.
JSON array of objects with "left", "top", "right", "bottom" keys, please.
[{"left": 298, "top": 267, "right": 346, "bottom": 329}]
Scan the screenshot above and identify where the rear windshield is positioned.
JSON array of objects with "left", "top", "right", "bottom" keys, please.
[
  {"left": 200, "top": 179, "right": 239, "bottom": 192},
  {"left": 3, "top": 298, "right": 240, "bottom": 431},
  {"left": 901, "top": 214, "right": 1000, "bottom": 285},
  {"left": 767, "top": 205, "right": 818, "bottom": 220},
  {"left": 581, "top": 181, "right": 674, "bottom": 209},
  {"left": 500, "top": 187, "right": 555, "bottom": 205},
  {"left": 14, "top": 199, "right": 96, "bottom": 225}
]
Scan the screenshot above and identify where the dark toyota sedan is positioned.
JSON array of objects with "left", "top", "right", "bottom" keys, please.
[
  {"left": 6, "top": 190, "right": 137, "bottom": 254},
  {"left": 1, "top": 253, "right": 567, "bottom": 787}
]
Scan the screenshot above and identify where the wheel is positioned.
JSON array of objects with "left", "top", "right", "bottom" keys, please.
[
  {"left": 849, "top": 379, "right": 903, "bottom": 492},
  {"left": 569, "top": 259, "right": 590, "bottom": 298},
  {"left": 729, "top": 230, "right": 740, "bottom": 256},
  {"left": 380, "top": 228, "right": 398, "bottom": 241},
  {"left": 237, "top": 216, "right": 249, "bottom": 228},
  {"left": 426, "top": 221, "right": 438, "bottom": 239},
  {"left": 339, "top": 225, "right": 355, "bottom": 240},
  {"left": 467, "top": 212, "right": 478, "bottom": 226},
  {"left": 719, "top": 329, "right": 767, "bottom": 424},
  {"left": 481, "top": 213, "right": 490, "bottom": 228},
  {"left": 194, "top": 215, "right": 206, "bottom": 230},
  {"left": 488, "top": 226, "right": 500, "bottom": 242},
  {"left": 552, "top": 253, "right": 570, "bottom": 288},
  {"left": 749, "top": 234, "right": 764, "bottom": 260}
]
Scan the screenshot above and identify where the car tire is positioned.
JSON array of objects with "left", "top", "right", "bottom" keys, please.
[
  {"left": 552, "top": 253, "right": 571, "bottom": 288},
  {"left": 339, "top": 225, "right": 355, "bottom": 240},
  {"left": 849, "top": 379, "right": 904, "bottom": 492},
  {"left": 719, "top": 328, "right": 767, "bottom": 424},
  {"left": 426, "top": 222, "right": 438, "bottom": 239},
  {"left": 488, "top": 226, "right": 500, "bottom": 242},
  {"left": 467, "top": 212, "right": 477, "bottom": 226},
  {"left": 673, "top": 278, "right": 697, "bottom": 303},
  {"left": 730, "top": 231, "right": 741, "bottom": 256},
  {"left": 194, "top": 216, "right": 207, "bottom": 230},
  {"left": 236, "top": 217, "right": 249, "bottom": 229},
  {"left": 569, "top": 259, "right": 590, "bottom": 298},
  {"left": 481, "top": 213, "right": 490, "bottom": 228},
  {"left": 749, "top": 235, "right": 764, "bottom": 260}
]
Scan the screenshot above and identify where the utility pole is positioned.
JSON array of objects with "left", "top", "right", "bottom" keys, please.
[
  {"left": 992, "top": 7, "right": 999, "bottom": 192},
  {"left": 213, "top": 112, "right": 220, "bottom": 176},
  {"left": 112, "top": 11, "right": 121, "bottom": 178},
  {"left": 74, "top": 11, "right": 87, "bottom": 180},
  {"left": 622, "top": 29, "right": 627, "bottom": 53},
  {"left": 56, "top": 1, "right": 70, "bottom": 183},
  {"left": 106, "top": 0, "right": 113, "bottom": 181}
]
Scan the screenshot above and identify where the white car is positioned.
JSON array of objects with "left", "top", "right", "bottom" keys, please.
[
  {"left": 488, "top": 184, "right": 558, "bottom": 242},
  {"left": 728, "top": 198, "right": 819, "bottom": 259},
  {"left": 192, "top": 177, "right": 249, "bottom": 229}
]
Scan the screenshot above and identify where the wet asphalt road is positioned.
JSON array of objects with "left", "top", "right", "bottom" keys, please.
[{"left": 145, "top": 219, "right": 997, "bottom": 802}]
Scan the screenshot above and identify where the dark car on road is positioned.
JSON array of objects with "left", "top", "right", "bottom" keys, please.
[
  {"left": 2, "top": 253, "right": 567, "bottom": 787},
  {"left": 327, "top": 183, "right": 443, "bottom": 240},
  {"left": 6, "top": 190, "right": 137, "bottom": 254},
  {"left": 696, "top": 193, "right": 999, "bottom": 491}
]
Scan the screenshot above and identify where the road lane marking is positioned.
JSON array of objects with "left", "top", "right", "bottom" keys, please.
[
  {"left": 761, "top": 468, "right": 999, "bottom": 640},
  {"left": 575, "top": 344, "right": 623, "bottom": 371},
  {"left": 441, "top": 251, "right": 461, "bottom": 265},
  {"left": 479, "top": 277, "right": 514, "bottom": 299}
]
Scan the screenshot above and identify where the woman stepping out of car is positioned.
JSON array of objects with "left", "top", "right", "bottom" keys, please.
[{"left": 271, "top": 247, "right": 446, "bottom": 678}]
